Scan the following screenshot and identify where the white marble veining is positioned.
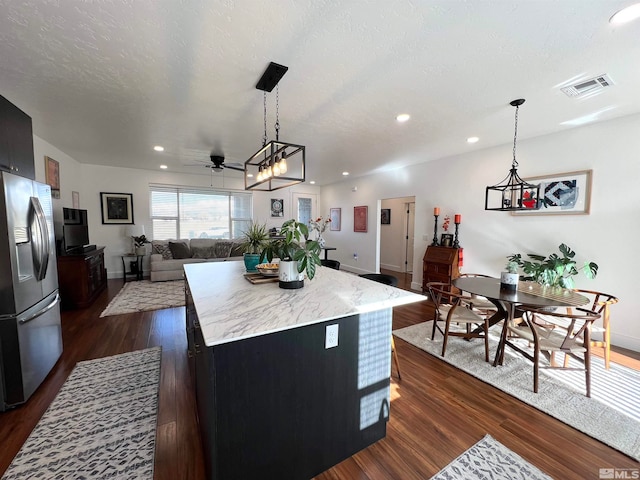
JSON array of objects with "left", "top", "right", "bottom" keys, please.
[{"left": 185, "top": 261, "right": 426, "bottom": 347}]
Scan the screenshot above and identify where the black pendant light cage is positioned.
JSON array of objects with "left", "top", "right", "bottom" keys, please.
[
  {"left": 245, "top": 62, "right": 306, "bottom": 191},
  {"left": 485, "top": 99, "right": 541, "bottom": 211}
]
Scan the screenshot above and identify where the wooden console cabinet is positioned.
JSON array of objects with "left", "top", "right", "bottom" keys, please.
[
  {"left": 57, "top": 247, "right": 107, "bottom": 309},
  {"left": 422, "top": 246, "right": 460, "bottom": 292}
]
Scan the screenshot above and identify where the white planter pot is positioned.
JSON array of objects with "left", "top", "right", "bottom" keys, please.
[
  {"left": 135, "top": 246, "right": 147, "bottom": 256},
  {"left": 278, "top": 260, "right": 304, "bottom": 289},
  {"left": 500, "top": 272, "right": 519, "bottom": 291}
]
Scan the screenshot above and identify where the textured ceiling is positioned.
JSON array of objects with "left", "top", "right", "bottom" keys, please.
[{"left": 1, "top": 0, "right": 639, "bottom": 185}]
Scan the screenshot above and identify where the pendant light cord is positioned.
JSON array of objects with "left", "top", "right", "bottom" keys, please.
[
  {"left": 262, "top": 91, "right": 268, "bottom": 147},
  {"left": 512, "top": 104, "right": 519, "bottom": 169},
  {"left": 274, "top": 84, "right": 280, "bottom": 142}
]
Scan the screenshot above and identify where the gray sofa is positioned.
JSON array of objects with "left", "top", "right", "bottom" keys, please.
[{"left": 150, "top": 238, "right": 244, "bottom": 281}]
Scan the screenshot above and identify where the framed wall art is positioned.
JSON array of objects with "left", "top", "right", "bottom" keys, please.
[
  {"left": 100, "top": 192, "right": 134, "bottom": 224},
  {"left": 45, "top": 156, "right": 61, "bottom": 199},
  {"left": 512, "top": 169, "right": 592, "bottom": 216},
  {"left": 380, "top": 208, "right": 390, "bottom": 225},
  {"left": 330, "top": 208, "right": 341, "bottom": 231},
  {"left": 270, "top": 198, "right": 284, "bottom": 217},
  {"left": 354, "top": 205, "right": 368, "bottom": 233}
]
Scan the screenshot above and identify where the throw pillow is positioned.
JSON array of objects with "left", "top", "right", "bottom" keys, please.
[
  {"left": 169, "top": 241, "right": 191, "bottom": 259},
  {"left": 152, "top": 241, "right": 173, "bottom": 260},
  {"left": 213, "top": 241, "right": 233, "bottom": 258},
  {"left": 191, "top": 246, "right": 215, "bottom": 259}
]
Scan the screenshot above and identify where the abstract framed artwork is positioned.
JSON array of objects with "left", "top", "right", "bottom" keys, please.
[
  {"left": 330, "top": 208, "right": 341, "bottom": 231},
  {"left": 381, "top": 208, "right": 390, "bottom": 225},
  {"left": 354, "top": 205, "right": 368, "bottom": 232},
  {"left": 100, "top": 192, "right": 134, "bottom": 224},
  {"left": 45, "top": 156, "right": 61, "bottom": 199},
  {"left": 512, "top": 169, "right": 593, "bottom": 216}
]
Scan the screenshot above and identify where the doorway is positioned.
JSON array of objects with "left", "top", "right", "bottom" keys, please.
[{"left": 379, "top": 196, "right": 416, "bottom": 275}]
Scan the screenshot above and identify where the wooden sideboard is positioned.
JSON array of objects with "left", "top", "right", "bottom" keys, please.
[
  {"left": 422, "top": 246, "right": 460, "bottom": 292},
  {"left": 57, "top": 247, "right": 107, "bottom": 309}
]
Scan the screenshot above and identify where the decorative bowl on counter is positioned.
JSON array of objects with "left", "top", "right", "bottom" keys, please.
[{"left": 256, "top": 263, "right": 279, "bottom": 276}]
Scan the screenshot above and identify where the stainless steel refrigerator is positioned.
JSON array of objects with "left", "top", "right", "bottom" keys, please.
[{"left": 0, "top": 171, "right": 62, "bottom": 411}]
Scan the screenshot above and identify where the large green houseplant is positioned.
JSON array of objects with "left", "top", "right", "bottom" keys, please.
[
  {"left": 239, "top": 222, "right": 270, "bottom": 272},
  {"left": 507, "top": 243, "right": 598, "bottom": 289},
  {"left": 260, "top": 219, "right": 322, "bottom": 283}
]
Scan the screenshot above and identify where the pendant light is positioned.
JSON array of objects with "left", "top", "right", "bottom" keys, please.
[
  {"left": 485, "top": 99, "right": 540, "bottom": 211},
  {"left": 245, "top": 62, "right": 305, "bottom": 191}
]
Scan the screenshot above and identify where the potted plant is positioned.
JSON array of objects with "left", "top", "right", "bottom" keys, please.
[
  {"left": 133, "top": 235, "right": 150, "bottom": 255},
  {"left": 260, "top": 219, "right": 322, "bottom": 289},
  {"left": 239, "top": 222, "right": 270, "bottom": 272},
  {"left": 500, "top": 260, "right": 520, "bottom": 291},
  {"left": 507, "top": 243, "right": 598, "bottom": 289}
]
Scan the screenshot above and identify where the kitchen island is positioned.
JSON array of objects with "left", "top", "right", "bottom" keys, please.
[{"left": 185, "top": 261, "right": 425, "bottom": 480}]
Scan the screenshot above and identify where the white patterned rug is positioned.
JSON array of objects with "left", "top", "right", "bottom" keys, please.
[
  {"left": 1, "top": 347, "right": 162, "bottom": 480},
  {"left": 100, "top": 280, "right": 185, "bottom": 317},
  {"left": 393, "top": 322, "right": 640, "bottom": 461},
  {"left": 431, "top": 434, "right": 552, "bottom": 480}
]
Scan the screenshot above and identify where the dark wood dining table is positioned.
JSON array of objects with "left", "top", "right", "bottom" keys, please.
[{"left": 452, "top": 276, "right": 589, "bottom": 366}]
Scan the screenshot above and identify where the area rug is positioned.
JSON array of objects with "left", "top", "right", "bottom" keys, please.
[
  {"left": 393, "top": 322, "right": 640, "bottom": 461},
  {"left": 2, "top": 347, "right": 162, "bottom": 479},
  {"left": 100, "top": 280, "right": 185, "bottom": 317},
  {"left": 431, "top": 434, "right": 552, "bottom": 480}
]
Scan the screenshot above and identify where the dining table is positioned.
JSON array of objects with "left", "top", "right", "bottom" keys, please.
[{"left": 452, "top": 276, "right": 590, "bottom": 366}]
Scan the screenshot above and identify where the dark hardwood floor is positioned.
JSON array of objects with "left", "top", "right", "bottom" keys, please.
[{"left": 0, "top": 274, "right": 637, "bottom": 479}]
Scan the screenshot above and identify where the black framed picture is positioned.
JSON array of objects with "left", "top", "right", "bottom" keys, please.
[
  {"left": 271, "top": 198, "right": 284, "bottom": 217},
  {"left": 440, "top": 233, "right": 454, "bottom": 247},
  {"left": 381, "top": 208, "right": 390, "bottom": 225},
  {"left": 100, "top": 192, "right": 134, "bottom": 224}
]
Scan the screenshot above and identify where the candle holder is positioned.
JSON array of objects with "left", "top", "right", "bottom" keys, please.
[
  {"left": 431, "top": 215, "right": 439, "bottom": 246},
  {"left": 453, "top": 220, "right": 461, "bottom": 248}
]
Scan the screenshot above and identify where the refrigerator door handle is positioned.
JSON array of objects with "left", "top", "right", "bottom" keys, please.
[
  {"left": 29, "top": 196, "right": 50, "bottom": 281},
  {"left": 18, "top": 293, "right": 60, "bottom": 324}
]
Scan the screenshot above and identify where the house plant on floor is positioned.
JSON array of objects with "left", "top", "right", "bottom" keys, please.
[
  {"left": 239, "top": 222, "right": 270, "bottom": 272},
  {"left": 507, "top": 243, "right": 598, "bottom": 289},
  {"left": 260, "top": 219, "right": 322, "bottom": 289}
]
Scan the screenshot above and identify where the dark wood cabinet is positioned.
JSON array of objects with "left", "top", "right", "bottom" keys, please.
[
  {"left": 422, "top": 246, "right": 460, "bottom": 292},
  {"left": 57, "top": 247, "right": 107, "bottom": 309},
  {"left": 0, "top": 95, "right": 35, "bottom": 180}
]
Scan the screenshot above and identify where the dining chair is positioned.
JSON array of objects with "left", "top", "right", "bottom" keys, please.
[
  {"left": 427, "top": 282, "right": 491, "bottom": 362},
  {"left": 570, "top": 289, "right": 618, "bottom": 370},
  {"left": 359, "top": 273, "right": 402, "bottom": 379},
  {"left": 320, "top": 259, "right": 341, "bottom": 270},
  {"left": 458, "top": 273, "right": 499, "bottom": 317},
  {"left": 500, "top": 305, "right": 601, "bottom": 397}
]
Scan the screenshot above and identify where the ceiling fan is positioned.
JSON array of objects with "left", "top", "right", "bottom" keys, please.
[{"left": 185, "top": 155, "right": 245, "bottom": 173}]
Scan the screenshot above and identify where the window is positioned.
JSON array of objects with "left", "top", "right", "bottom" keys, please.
[{"left": 150, "top": 185, "right": 252, "bottom": 240}]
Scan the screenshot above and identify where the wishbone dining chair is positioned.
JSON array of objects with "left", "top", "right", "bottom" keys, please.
[{"left": 501, "top": 305, "right": 601, "bottom": 397}]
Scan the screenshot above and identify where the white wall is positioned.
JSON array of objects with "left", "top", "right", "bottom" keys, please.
[{"left": 321, "top": 113, "right": 640, "bottom": 351}]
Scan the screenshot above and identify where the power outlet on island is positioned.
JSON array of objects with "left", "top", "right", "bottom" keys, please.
[{"left": 325, "top": 324, "right": 339, "bottom": 349}]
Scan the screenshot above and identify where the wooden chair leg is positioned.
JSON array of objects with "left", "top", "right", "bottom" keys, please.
[
  {"left": 603, "top": 306, "right": 611, "bottom": 370},
  {"left": 441, "top": 320, "right": 451, "bottom": 357},
  {"left": 391, "top": 335, "right": 401, "bottom": 381},
  {"left": 483, "top": 321, "right": 489, "bottom": 363},
  {"left": 533, "top": 347, "right": 539, "bottom": 393}
]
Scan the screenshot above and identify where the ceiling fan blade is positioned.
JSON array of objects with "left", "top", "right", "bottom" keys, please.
[{"left": 225, "top": 164, "right": 245, "bottom": 172}]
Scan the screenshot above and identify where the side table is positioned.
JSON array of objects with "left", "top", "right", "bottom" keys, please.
[{"left": 121, "top": 254, "right": 144, "bottom": 282}]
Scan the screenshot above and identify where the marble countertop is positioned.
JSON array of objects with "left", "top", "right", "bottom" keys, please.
[{"left": 184, "top": 261, "right": 426, "bottom": 347}]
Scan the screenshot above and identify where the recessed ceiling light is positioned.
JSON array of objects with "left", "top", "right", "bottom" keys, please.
[
  {"left": 309, "top": 181, "right": 316, "bottom": 184},
  {"left": 160, "top": 165, "right": 168, "bottom": 169},
  {"left": 247, "top": 173, "right": 254, "bottom": 178},
  {"left": 396, "top": 114, "right": 410, "bottom": 123},
  {"left": 467, "top": 136, "right": 479, "bottom": 144},
  {"left": 342, "top": 171, "right": 349, "bottom": 176},
  {"left": 153, "top": 145, "right": 164, "bottom": 152},
  {"left": 610, "top": 3, "right": 640, "bottom": 24}
]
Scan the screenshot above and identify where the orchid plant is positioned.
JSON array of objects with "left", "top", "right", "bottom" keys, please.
[{"left": 309, "top": 216, "right": 331, "bottom": 234}]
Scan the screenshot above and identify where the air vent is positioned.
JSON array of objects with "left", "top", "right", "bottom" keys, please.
[{"left": 561, "top": 74, "right": 614, "bottom": 97}]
